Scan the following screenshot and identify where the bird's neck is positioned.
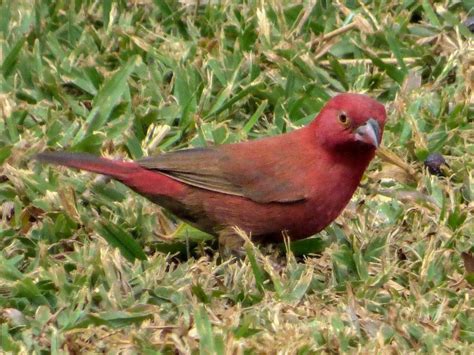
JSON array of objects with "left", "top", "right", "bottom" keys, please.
[
  {"left": 317, "top": 141, "right": 376, "bottom": 190},
  {"left": 329, "top": 144, "right": 376, "bottom": 169}
]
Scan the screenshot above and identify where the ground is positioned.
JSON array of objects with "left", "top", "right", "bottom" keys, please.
[{"left": 0, "top": 0, "right": 473, "bottom": 353}]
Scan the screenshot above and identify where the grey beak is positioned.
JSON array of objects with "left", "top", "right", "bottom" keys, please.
[{"left": 355, "top": 118, "right": 381, "bottom": 148}]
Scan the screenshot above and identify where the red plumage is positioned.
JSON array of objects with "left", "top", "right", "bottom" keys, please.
[{"left": 37, "top": 93, "right": 386, "bottom": 244}]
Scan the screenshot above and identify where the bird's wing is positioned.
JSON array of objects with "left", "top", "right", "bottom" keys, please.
[{"left": 138, "top": 145, "right": 310, "bottom": 204}]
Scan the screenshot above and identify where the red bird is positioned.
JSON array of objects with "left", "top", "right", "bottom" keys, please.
[{"left": 37, "top": 93, "right": 386, "bottom": 248}]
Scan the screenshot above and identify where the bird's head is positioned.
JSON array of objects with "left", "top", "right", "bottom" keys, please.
[{"left": 311, "top": 93, "right": 386, "bottom": 153}]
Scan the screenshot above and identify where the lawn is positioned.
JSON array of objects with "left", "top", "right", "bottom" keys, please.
[{"left": 0, "top": 0, "right": 473, "bottom": 353}]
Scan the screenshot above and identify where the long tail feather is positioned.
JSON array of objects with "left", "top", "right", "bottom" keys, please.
[{"left": 36, "top": 152, "right": 139, "bottom": 179}]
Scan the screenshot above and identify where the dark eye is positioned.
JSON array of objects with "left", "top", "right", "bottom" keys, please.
[{"left": 338, "top": 112, "right": 350, "bottom": 125}]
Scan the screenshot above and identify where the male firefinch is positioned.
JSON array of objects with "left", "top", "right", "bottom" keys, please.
[{"left": 37, "top": 93, "right": 386, "bottom": 247}]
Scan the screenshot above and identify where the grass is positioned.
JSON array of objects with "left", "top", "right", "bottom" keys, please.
[{"left": 0, "top": 0, "right": 473, "bottom": 353}]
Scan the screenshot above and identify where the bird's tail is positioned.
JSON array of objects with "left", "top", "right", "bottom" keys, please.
[{"left": 36, "top": 152, "right": 140, "bottom": 179}]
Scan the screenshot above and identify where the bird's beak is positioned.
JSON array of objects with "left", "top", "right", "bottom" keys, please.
[{"left": 355, "top": 118, "right": 381, "bottom": 148}]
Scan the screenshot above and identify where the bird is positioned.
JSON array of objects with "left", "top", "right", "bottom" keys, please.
[{"left": 36, "top": 93, "right": 386, "bottom": 250}]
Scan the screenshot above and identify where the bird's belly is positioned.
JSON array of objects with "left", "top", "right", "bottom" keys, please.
[
  {"left": 179, "top": 189, "right": 351, "bottom": 242},
  {"left": 149, "top": 177, "right": 356, "bottom": 243}
]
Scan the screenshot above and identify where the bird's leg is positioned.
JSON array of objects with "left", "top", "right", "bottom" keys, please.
[{"left": 217, "top": 227, "right": 246, "bottom": 259}]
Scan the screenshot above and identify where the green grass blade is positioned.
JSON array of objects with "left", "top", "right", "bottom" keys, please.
[
  {"left": 195, "top": 306, "right": 217, "bottom": 355},
  {"left": 80, "top": 56, "right": 139, "bottom": 139},
  {"left": 1, "top": 37, "right": 26, "bottom": 78},
  {"left": 96, "top": 221, "right": 146, "bottom": 262}
]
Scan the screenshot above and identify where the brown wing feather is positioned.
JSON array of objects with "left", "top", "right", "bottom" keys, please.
[
  {"left": 139, "top": 147, "right": 245, "bottom": 196},
  {"left": 138, "top": 137, "right": 310, "bottom": 203}
]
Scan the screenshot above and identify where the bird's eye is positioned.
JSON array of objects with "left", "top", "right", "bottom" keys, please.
[{"left": 338, "top": 112, "right": 350, "bottom": 125}]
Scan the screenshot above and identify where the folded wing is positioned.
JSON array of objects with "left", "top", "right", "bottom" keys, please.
[{"left": 138, "top": 145, "right": 309, "bottom": 204}]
